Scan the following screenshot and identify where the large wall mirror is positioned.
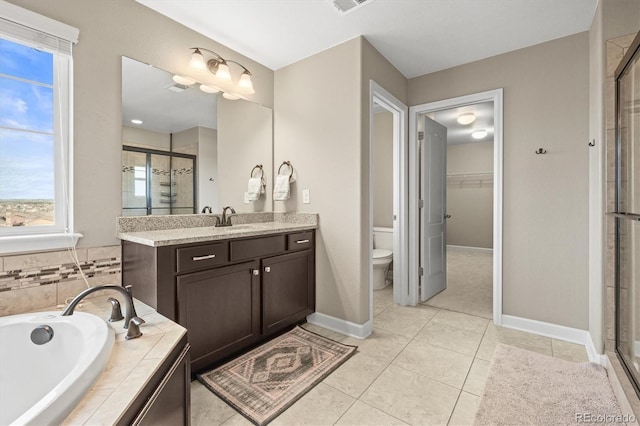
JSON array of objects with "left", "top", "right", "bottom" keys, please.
[{"left": 121, "top": 56, "right": 273, "bottom": 216}]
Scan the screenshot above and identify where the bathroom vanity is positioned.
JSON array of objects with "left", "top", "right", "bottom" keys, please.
[{"left": 118, "top": 214, "right": 317, "bottom": 372}]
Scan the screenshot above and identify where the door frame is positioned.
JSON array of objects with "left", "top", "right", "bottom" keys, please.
[
  {"left": 408, "top": 88, "right": 504, "bottom": 325},
  {"left": 369, "top": 81, "right": 410, "bottom": 325}
]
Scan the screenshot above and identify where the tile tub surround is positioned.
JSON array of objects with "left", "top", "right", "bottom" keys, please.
[
  {"left": 117, "top": 212, "right": 319, "bottom": 247},
  {"left": 0, "top": 246, "right": 121, "bottom": 317},
  {"left": 49, "top": 294, "right": 187, "bottom": 425}
]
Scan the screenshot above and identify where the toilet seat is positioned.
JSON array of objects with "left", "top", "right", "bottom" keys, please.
[
  {"left": 373, "top": 249, "right": 392, "bottom": 265},
  {"left": 373, "top": 248, "right": 392, "bottom": 259}
]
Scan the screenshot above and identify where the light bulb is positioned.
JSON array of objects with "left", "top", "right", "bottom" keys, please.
[
  {"left": 471, "top": 129, "right": 488, "bottom": 139},
  {"left": 189, "top": 49, "right": 206, "bottom": 70},
  {"left": 172, "top": 75, "right": 196, "bottom": 86},
  {"left": 215, "top": 62, "right": 231, "bottom": 81},
  {"left": 238, "top": 71, "right": 255, "bottom": 94},
  {"left": 131, "top": 119, "right": 143, "bottom": 125},
  {"left": 222, "top": 92, "right": 241, "bottom": 100},
  {"left": 457, "top": 113, "right": 476, "bottom": 125},
  {"left": 200, "top": 84, "right": 221, "bottom": 94}
]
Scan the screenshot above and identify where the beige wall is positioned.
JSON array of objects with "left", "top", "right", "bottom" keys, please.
[
  {"left": 274, "top": 38, "right": 363, "bottom": 323},
  {"left": 447, "top": 141, "right": 493, "bottom": 249},
  {"left": 373, "top": 111, "right": 393, "bottom": 228},
  {"left": 217, "top": 98, "right": 273, "bottom": 212},
  {"left": 7, "top": 0, "right": 274, "bottom": 248},
  {"left": 122, "top": 126, "right": 170, "bottom": 150},
  {"left": 409, "top": 33, "right": 590, "bottom": 329},
  {"left": 198, "top": 127, "right": 218, "bottom": 212}
]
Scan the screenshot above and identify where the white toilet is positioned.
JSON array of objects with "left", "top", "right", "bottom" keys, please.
[{"left": 373, "top": 227, "right": 393, "bottom": 290}]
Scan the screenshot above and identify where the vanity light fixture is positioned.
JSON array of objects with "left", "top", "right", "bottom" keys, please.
[
  {"left": 471, "top": 129, "right": 488, "bottom": 139},
  {"left": 172, "top": 75, "right": 196, "bottom": 86},
  {"left": 200, "top": 84, "right": 221, "bottom": 94},
  {"left": 188, "top": 47, "right": 255, "bottom": 98},
  {"left": 457, "top": 113, "right": 476, "bottom": 125}
]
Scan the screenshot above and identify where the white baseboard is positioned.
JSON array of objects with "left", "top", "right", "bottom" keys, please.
[
  {"left": 447, "top": 244, "right": 493, "bottom": 253},
  {"left": 306, "top": 312, "right": 372, "bottom": 339},
  {"left": 501, "top": 315, "right": 605, "bottom": 365}
]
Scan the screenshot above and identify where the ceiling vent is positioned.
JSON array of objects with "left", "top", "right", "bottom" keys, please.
[
  {"left": 165, "top": 83, "right": 189, "bottom": 93},
  {"left": 330, "top": 0, "right": 376, "bottom": 14}
]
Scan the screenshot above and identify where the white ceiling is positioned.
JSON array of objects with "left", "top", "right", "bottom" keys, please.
[
  {"left": 137, "top": 0, "right": 598, "bottom": 78},
  {"left": 122, "top": 56, "right": 217, "bottom": 134}
]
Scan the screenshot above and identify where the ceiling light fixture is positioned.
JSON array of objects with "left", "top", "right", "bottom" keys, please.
[
  {"left": 188, "top": 47, "right": 255, "bottom": 99},
  {"left": 457, "top": 113, "right": 476, "bottom": 125},
  {"left": 131, "top": 119, "right": 143, "bottom": 125},
  {"left": 471, "top": 129, "right": 488, "bottom": 139}
]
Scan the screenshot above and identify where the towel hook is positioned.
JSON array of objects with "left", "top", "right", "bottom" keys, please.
[
  {"left": 535, "top": 148, "right": 547, "bottom": 155},
  {"left": 250, "top": 164, "right": 264, "bottom": 179},
  {"left": 278, "top": 161, "right": 294, "bottom": 179},
  {"left": 588, "top": 139, "right": 596, "bottom": 147}
]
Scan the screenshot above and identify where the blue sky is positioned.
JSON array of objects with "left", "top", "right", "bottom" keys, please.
[{"left": 0, "top": 38, "right": 55, "bottom": 200}]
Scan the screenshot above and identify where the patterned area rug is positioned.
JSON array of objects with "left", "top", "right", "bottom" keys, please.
[
  {"left": 198, "top": 326, "right": 356, "bottom": 426},
  {"left": 473, "top": 344, "right": 624, "bottom": 425}
]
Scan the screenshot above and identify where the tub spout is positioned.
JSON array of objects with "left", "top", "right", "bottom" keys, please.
[{"left": 61, "top": 285, "right": 141, "bottom": 335}]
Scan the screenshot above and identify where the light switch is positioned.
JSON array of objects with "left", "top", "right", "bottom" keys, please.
[{"left": 302, "top": 189, "right": 310, "bottom": 204}]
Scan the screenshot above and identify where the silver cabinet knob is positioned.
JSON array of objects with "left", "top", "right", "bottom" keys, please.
[
  {"left": 264, "top": 266, "right": 271, "bottom": 273},
  {"left": 252, "top": 269, "right": 260, "bottom": 276}
]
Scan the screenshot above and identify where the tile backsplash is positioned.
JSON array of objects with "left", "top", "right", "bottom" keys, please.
[{"left": 0, "top": 245, "right": 121, "bottom": 316}]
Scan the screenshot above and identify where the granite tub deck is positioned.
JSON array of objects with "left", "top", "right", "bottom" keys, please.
[
  {"left": 55, "top": 295, "right": 187, "bottom": 425},
  {"left": 117, "top": 212, "right": 319, "bottom": 246}
]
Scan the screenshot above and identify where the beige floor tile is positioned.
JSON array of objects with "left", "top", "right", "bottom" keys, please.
[
  {"left": 393, "top": 340, "right": 474, "bottom": 389},
  {"left": 462, "top": 358, "right": 491, "bottom": 396},
  {"left": 551, "top": 339, "right": 589, "bottom": 363},
  {"left": 430, "top": 309, "right": 490, "bottom": 334},
  {"left": 414, "top": 321, "right": 483, "bottom": 356},
  {"left": 373, "top": 287, "right": 395, "bottom": 316},
  {"left": 341, "top": 327, "right": 411, "bottom": 363},
  {"left": 476, "top": 324, "right": 552, "bottom": 361},
  {"left": 373, "top": 304, "right": 438, "bottom": 339},
  {"left": 191, "top": 380, "right": 237, "bottom": 426},
  {"left": 447, "top": 392, "right": 479, "bottom": 426},
  {"left": 323, "top": 352, "right": 388, "bottom": 398},
  {"left": 270, "top": 383, "right": 354, "bottom": 426},
  {"left": 335, "top": 401, "right": 408, "bottom": 426},
  {"left": 360, "top": 365, "right": 459, "bottom": 426},
  {"left": 301, "top": 323, "right": 348, "bottom": 342}
]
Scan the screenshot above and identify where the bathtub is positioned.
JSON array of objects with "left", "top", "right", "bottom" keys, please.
[{"left": 0, "top": 311, "right": 115, "bottom": 425}]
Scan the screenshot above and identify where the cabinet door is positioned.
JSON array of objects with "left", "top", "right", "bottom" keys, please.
[
  {"left": 177, "top": 261, "right": 260, "bottom": 369},
  {"left": 262, "top": 250, "right": 314, "bottom": 335}
]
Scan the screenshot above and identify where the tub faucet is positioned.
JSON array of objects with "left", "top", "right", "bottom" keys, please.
[
  {"left": 61, "top": 285, "right": 145, "bottom": 339},
  {"left": 216, "top": 206, "right": 236, "bottom": 227}
]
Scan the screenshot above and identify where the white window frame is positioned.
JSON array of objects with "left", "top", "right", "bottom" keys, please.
[{"left": 0, "top": 1, "right": 81, "bottom": 253}]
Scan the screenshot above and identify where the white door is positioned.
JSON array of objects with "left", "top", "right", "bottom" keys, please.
[{"left": 420, "top": 116, "right": 447, "bottom": 301}]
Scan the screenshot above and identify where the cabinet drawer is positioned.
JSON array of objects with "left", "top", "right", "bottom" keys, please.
[
  {"left": 176, "top": 242, "right": 228, "bottom": 273},
  {"left": 230, "top": 235, "right": 286, "bottom": 261},
  {"left": 287, "top": 231, "right": 313, "bottom": 252}
]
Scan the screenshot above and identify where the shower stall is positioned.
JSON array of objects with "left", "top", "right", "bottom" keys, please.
[{"left": 122, "top": 146, "right": 196, "bottom": 216}]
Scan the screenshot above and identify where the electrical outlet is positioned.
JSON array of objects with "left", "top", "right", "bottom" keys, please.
[
  {"left": 244, "top": 192, "right": 250, "bottom": 203},
  {"left": 302, "top": 189, "right": 310, "bottom": 204}
]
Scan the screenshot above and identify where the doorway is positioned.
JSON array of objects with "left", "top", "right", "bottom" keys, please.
[
  {"left": 369, "top": 81, "right": 409, "bottom": 328},
  {"left": 409, "top": 89, "right": 503, "bottom": 325}
]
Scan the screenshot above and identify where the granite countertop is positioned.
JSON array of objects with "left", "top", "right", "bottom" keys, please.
[
  {"left": 56, "top": 295, "right": 187, "bottom": 425},
  {"left": 116, "top": 212, "right": 319, "bottom": 247}
]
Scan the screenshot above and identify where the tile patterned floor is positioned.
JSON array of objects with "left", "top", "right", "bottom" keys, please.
[{"left": 191, "top": 286, "right": 589, "bottom": 426}]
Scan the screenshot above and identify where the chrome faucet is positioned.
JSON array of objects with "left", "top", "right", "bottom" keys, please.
[
  {"left": 216, "top": 206, "right": 236, "bottom": 227},
  {"left": 201, "top": 206, "right": 212, "bottom": 214},
  {"left": 61, "top": 285, "right": 145, "bottom": 340}
]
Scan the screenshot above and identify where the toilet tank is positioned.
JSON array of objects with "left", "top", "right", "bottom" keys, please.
[{"left": 373, "top": 227, "right": 393, "bottom": 251}]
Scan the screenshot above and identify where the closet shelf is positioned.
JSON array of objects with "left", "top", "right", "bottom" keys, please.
[{"left": 446, "top": 172, "right": 494, "bottom": 184}]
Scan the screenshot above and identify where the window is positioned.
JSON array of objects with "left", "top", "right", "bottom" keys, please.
[{"left": 0, "top": 3, "right": 79, "bottom": 253}]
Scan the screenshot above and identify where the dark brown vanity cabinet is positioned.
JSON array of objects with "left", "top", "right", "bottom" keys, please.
[{"left": 121, "top": 229, "right": 315, "bottom": 372}]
